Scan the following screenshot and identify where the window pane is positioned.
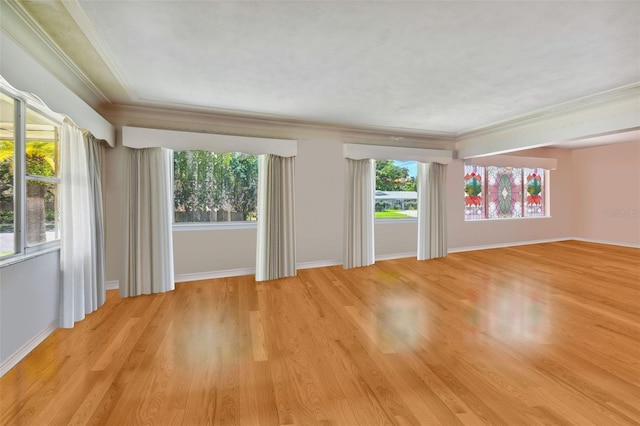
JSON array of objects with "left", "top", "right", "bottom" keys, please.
[
  {"left": 26, "top": 180, "right": 58, "bottom": 247},
  {"left": 464, "top": 164, "right": 485, "bottom": 221},
  {"left": 487, "top": 166, "right": 523, "bottom": 219},
  {"left": 0, "top": 93, "right": 15, "bottom": 257},
  {"left": 173, "top": 151, "right": 258, "bottom": 223},
  {"left": 374, "top": 160, "right": 417, "bottom": 219},
  {"left": 524, "top": 167, "right": 545, "bottom": 217},
  {"left": 26, "top": 108, "right": 59, "bottom": 179}
]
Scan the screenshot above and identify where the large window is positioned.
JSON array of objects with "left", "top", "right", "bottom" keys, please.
[
  {"left": 374, "top": 160, "right": 417, "bottom": 219},
  {"left": 464, "top": 164, "right": 547, "bottom": 221},
  {"left": 173, "top": 151, "right": 258, "bottom": 224},
  {"left": 0, "top": 91, "right": 61, "bottom": 259}
]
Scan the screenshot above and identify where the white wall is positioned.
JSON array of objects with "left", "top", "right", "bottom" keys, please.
[
  {"left": 0, "top": 32, "right": 114, "bottom": 144},
  {"left": 448, "top": 148, "right": 574, "bottom": 250},
  {"left": 572, "top": 141, "right": 640, "bottom": 246},
  {"left": 105, "top": 132, "right": 431, "bottom": 281},
  {"left": 0, "top": 252, "right": 59, "bottom": 363},
  {"left": 104, "top": 129, "right": 576, "bottom": 281},
  {"left": 0, "top": 29, "right": 115, "bottom": 369}
]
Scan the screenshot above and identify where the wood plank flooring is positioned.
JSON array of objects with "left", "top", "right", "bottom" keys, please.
[{"left": 1, "top": 241, "right": 639, "bottom": 425}]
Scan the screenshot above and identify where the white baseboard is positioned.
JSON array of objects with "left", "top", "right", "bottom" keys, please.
[
  {"left": 105, "top": 280, "right": 119, "bottom": 291},
  {"left": 448, "top": 238, "right": 572, "bottom": 253},
  {"left": 175, "top": 267, "right": 255, "bottom": 283},
  {"left": 297, "top": 259, "right": 342, "bottom": 270},
  {"left": 375, "top": 252, "right": 417, "bottom": 261},
  {"left": 137, "top": 237, "right": 640, "bottom": 286},
  {"left": 572, "top": 237, "right": 640, "bottom": 249},
  {"left": 0, "top": 319, "right": 58, "bottom": 378}
]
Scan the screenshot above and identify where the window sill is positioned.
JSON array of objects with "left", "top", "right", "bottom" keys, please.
[
  {"left": 375, "top": 218, "right": 418, "bottom": 225},
  {"left": 464, "top": 216, "right": 553, "bottom": 223},
  {"left": 0, "top": 245, "right": 61, "bottom": 268},
  {"left": 173, "top": 222, "right": 258, "bottom": 232}
]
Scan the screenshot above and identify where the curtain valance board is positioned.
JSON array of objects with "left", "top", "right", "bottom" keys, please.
[
  {"left": 122, "top": 126, "right": 297, "bottom": 157},
  {"left": 343, "top": 143, "right": 453, "bottom": 164},
  {"left": 465, "top": 154, "right": 557, "bottom": 169}
]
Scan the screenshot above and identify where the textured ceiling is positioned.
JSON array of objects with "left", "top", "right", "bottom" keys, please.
[{"left": 20, "top": 1, "right": 640, "bottom": 134}]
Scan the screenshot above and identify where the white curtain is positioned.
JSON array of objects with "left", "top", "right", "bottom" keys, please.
[
  {"left": 121, "top": 148, "right": 175, "bottom": 296},
  {"left": 85, "top": 131, "right": 106, "bottom": 309},
  {"left": 256, "top": 154, "right": 296, "bottom": 281},
  {"left": 417, "top": 162, "right": 448, "bottom": 260},
  {"left": 60, "top": 123, "right": 105, "bottom": 328},
  {"left": 343, "top": 158, "right": 375, "bottom": 269}
]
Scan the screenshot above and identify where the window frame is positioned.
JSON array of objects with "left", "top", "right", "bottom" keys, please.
[
  {"left": 463, "top": 163, "right": 551, "bottom": 222},
  {"left": 373, "top": 159, "right": 418, "bottom": 224},
  {"left": 171, "top": 149, "right": 259, "bottom": 231},
  {"left": 0, "top": 88, "right": 62, "bottom": 265}
]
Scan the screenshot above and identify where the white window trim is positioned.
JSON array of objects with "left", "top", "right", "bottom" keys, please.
[
  {"left": 172, "top": 222, "right": 258, "bottom": 231},
  {"left": 375, "top": 218, "right": 418, "bottom": 225},
  {"left": 0, "top": 82, "right": 64, "bottom": 265}
]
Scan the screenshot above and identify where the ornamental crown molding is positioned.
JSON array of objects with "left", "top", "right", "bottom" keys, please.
[
  {"left": 459, "top": 83, "right": 640, "bottom": 138},
  {"left": 101, "top": 103, "right": 457, "bottom": 150},
  {"left": 1, "top": 0, "right": 110, "bottom": 107}
]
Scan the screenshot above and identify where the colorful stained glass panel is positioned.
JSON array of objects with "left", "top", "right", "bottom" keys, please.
[
  {"left": 464, "top": 164, "right": 485, "bottom": 220},
  {"left": 523, "top": 167, "right": 545, "bottom": 217},
  {"left": 487, "top": 167, "right": 522, "bottom": 219}
]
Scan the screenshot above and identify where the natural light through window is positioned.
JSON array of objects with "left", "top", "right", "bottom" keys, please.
[
  {"left": 173, "top": 151, "right": 258, "bottom": 224},
  {"left": 1, "top": 92, "right": 61, "bottom": 259},
  {"left": 375, "top": 160, "right": 417, "bottom": 220}
]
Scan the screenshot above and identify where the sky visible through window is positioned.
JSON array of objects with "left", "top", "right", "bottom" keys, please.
[{"left": 394, "top": 160, "right": 417, "bottom": 178}]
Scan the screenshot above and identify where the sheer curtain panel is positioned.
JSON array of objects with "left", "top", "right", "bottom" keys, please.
[
  {"left": 417, "top": 162, "right": 448, "bottom": 260},
  {"left": 256, "top": 154, "right": 296, "bottom": 281},
  {"left": 60, "top": 123, "right": 105, "bottom": 328},
  {"left": 343, "top": 158, "right": 375, "bottom": 269},
  {"left": 121, "top": 148, "right": 175, "bottom": 296}
]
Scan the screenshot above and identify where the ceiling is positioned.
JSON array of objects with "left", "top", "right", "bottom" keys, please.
[{"left": 8, "top": 1, "right": 640, "bottom": 139}]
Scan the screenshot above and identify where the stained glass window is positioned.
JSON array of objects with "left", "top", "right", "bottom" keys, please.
[
  {"left": 464, "top": 164, "right": 485, "bottom": 221},
  {"left": 487, "top": 167, "right": 523, "bottom": 218},
  {"left": 464, "top": 164, "right": 548, "bottom": 221},
  {"left": 523, "top": 167, "right": 545, "bottom": 217}
]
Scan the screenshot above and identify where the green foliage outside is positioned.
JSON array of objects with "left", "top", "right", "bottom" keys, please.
[
  {"left": 0, "top": 139, "right": 57, "bottom": 243},
  {"left": 375, "top": 160, "right": 416, "bottom": 192},
  {"left": 0, "top": 208, "right": 54, "bottom": 225},
  {"left": 173, "top": 151, "right": 258, "bottom": 222},
  {"left": 375, "top": 160, "right": 416, "bottom": 217}
]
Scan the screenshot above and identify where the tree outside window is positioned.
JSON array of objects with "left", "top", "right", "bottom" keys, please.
[{"left": 173, "top": 151, "right": 258, "bottom": 223}]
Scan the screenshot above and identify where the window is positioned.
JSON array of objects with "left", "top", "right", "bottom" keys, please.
[
  {"left": 0, "top": 93, "right": 15, "bottom": 257},
  {"left": 173, "top": 151, "right": 258, "bottom": 224},
  {"left": 464, "top": 164, "right": 548, "bottom": 221},
  {"left": 0, "top": 91, "right": 61, "bottom": 259},
  {"left": 375, "top": 160, "right": 417, "bottom": 219}
]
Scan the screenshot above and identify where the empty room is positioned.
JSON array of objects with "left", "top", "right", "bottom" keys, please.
[{"left": 0, "top": 1, "right": 639, "bottom": 425}]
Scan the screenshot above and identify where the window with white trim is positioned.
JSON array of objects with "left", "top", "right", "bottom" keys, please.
[
  {"left": 374, "top": 159, "right": 417, "bottom": 220},
  {"left": 0, "top": 91, "right": 61, "bottom": 259},
  {"left": 464, "top": 164, "right": 548, "bottom": 221}
]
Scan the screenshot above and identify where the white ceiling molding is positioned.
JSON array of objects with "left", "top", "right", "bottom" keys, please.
[
  {"left": 457, "top": 84, "right": 640, "bottom": 158},
  {"left": 465, "top": 155, "right": 557, "bottom": 170},
  {"left": 343, "top": 143, "right": 453, "bottom": 164},
  {"left": 60, "top": 0, "right": 138, "bottom": 103},
  {"left": 122, "top": 126, "right": 297, "bottom": 157},
  {"left": 0, "top": 1, "right": 110, "bottom": 107},
  {"left": 1, "top": 36, "right": 115, "bottom": 145},
  {"left": 103, "top": 104, "right": 456, "bottom": 150}
]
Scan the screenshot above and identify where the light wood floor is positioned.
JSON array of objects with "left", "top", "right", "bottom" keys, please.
[{"left": 1, "top": 241, "right": 639, "bottom": 425}]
